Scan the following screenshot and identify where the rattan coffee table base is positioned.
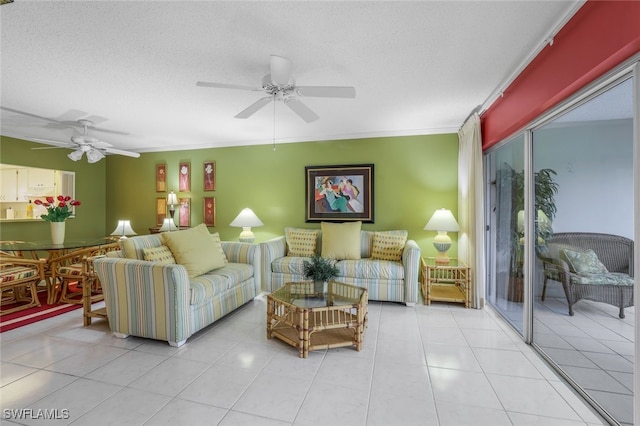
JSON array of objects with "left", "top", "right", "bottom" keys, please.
[{"left": 267, "top": 281, "right": 368, "bottom": 358}]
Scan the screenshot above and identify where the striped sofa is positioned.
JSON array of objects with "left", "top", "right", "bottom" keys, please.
[
  {"left": 259, "top": 230, "right": 420, "bottom": 305},
  {"left": 93, "top": 233, "right": 260, "bottom": 347}
]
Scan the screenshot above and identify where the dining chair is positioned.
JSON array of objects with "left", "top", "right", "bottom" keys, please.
[
  {"left": 0, "top": 254, "right": 46, "bottom": 315},
  {"left": 51, "top": 242, "right": 121, "bottom": 306}
]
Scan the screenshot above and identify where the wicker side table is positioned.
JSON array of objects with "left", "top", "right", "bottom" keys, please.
[
  {"left": 267, "top": 281, "right": 368, "bottom": 358},
  {"left": 421, "top": 257, "right": 471, "bottom": 307}
]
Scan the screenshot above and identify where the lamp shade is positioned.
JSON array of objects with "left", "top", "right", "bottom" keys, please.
[
  {"left": 86, "top": 148, "right": 105, "bottom": 164},
  {"left": 110, "top": 220, "right": 137, "bottom": 238},
  {"left": 167, "top": 191, "right": 178, "bottom": 206},
  {"left": 230, "top": 208, "right": 264, "bottom": 228},
  {"left": 424, "top": 209, "right": 460, "bottom": 232},
  {"left": 68, "top": 150, "right": 84, "bottom": 161},
  {"left": 158, "top": 217, "right": 179, "bottom": 232}
]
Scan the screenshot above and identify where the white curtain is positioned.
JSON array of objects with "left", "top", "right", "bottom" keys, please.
[{"left": 458, "top": 113, "right": 485, "bottom": 308}]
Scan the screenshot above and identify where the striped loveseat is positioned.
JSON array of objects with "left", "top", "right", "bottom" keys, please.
[
  {"left": 259, "top": 226, "right": 420, "bottom": 305},
  {"left": 93, "top": 231, "right": 260, "bottom": 347}
]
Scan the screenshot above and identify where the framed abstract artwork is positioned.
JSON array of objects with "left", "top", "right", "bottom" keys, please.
[
  {"left": 178, "top": 197, "right": 191, "bottom": 227},
  {"left": 156, "top": 198, "right": 166, "bottom": 226},
  {"left": 203, "top": 161, "right": 216, "bottom": 191},
  {"left": 156, "top": 163, "right": 167, "bottom": 192},
  {"left": 305, "top": 164, "right": 374, "bottom": 222},
  {"left": 203, "top": 197, "right": 216, "bottom": 226},
  {"left": 179, "top": 162, "right": 190, "bottom": 192}
]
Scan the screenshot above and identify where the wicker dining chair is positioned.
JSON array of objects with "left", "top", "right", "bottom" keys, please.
[
  {"left": 0, "top": 255, "right": 46, "bottom": 315},
  {"left": 50, "top": 242, "right": 120, "bottom": 306}
]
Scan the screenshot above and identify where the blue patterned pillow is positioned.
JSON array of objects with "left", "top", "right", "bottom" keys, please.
[{"left": 562, "top": 249, "right": 608, "bottom": 274}]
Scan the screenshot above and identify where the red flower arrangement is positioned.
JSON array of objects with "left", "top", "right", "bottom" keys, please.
[{"left": 34, "top": 195, "right": 81, "bottom": 222}]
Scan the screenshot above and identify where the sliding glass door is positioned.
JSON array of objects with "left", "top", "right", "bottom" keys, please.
[
  {"left": 531, "top": 77, "right": 635, "bottom": 425},
  {"left": 485, "top": 72, "right": 636, "bottom": 425}
]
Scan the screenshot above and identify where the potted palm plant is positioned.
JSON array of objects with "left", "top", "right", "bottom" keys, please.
[{"left": 303, "top": 254, "right": 339, "bottom": 294}]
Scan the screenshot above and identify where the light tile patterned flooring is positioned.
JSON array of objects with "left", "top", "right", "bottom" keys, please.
[{"left": 0, "top": 295, "right": 607, "bottom": 426}]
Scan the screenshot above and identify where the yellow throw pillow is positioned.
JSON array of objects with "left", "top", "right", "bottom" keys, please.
[
  {"left": 370, "top": 231, "right": 408, "bottom": 261},
  {"left": 286, "top": 228, "right": 319, "bottom": 257},
  {"left": 143, "top": 245, "right": 176, "bottom": 265},
  {"left": 162, "top": 223, "right": 226, "bottom": 278},
  {"left": 321, "top": 221, "right": 361, "bottom": 260}
]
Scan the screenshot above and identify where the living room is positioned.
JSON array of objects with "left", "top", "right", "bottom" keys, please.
[{"left": 1, "top": 1, "right": 639, "bottom": 426}]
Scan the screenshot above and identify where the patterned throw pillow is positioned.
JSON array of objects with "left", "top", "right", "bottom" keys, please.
[
  {"left": 370, "top": 230, "right": 408, "bottom": 261},
  {"left": 286, "top": 228, "right": 319, "bottom": 257},
  {"left": 143, "top": 245, "right": 176, "bottom": 265},
  {"left": 562, "top": 248, "right": 608, "bottom": 274}
]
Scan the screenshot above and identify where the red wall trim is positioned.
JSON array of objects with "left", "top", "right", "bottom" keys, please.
[{"left": 481, "top": 1, "right": 640, "bottom": 150}]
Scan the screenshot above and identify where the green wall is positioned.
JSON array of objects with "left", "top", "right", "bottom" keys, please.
[
  {"left": 106, "top": 134, "right": 459, "bottom": 257},
  {"left": 1, "top": 133, "right": 459, "bottom": 257},
  {"left": 0, "top": 136, "right": 107, "bottom": 242}
]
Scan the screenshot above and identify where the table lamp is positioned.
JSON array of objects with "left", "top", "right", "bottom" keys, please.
[
  {"left": 424, "top": 208, "right": 460, "bottom": 265},
  {"left": 110, "top": 220, "right": 137, "bottom": 240},
  {"left": 158, "top": 217, "right": 179, "bottom": 232},
  {"left": 230, "top": 208, "right": 263, "bottom": 243},
  {"left": 167, "top": 191, "right": 178, "bottom": 221}
]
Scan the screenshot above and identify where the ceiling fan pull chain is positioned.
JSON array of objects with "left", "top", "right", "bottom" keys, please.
[{"left": 272, "top": 93, "right": 276, "bottom": 152}]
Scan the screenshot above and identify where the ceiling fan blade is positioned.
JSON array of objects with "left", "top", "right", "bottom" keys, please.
[
  {"left": 270, "top": 55, "right": 292, "bottom": 86},
  {"left": 1, "top": 107, "right": 64, "bottom": 125},
  {"left": 296, "top": 86, "right": 356, "bottom": 98},
  {"left": 31, "top": 138, "right": 74, "bottom": 147},
  {"left": 234, "top": 97, "right": 273, "bottom": 119},
  {"left": 91, "top": 140, "right": 113, "bottom": 148},
  {"left": 284, "top": 98, "right": 319, "bottom": 123},
  {"left": 31, "top": 146, "right": 70, "bottom": 150},
  {"left": 196, "top": 81, "right": 262, "bottom": 92},
  {"left": 103, "top": 147, "right": 141, "bottom": 158}
]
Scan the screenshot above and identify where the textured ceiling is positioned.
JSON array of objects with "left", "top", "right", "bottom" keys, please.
[{"left": 1, "top": 1, "right": 582, "bottom": 155}]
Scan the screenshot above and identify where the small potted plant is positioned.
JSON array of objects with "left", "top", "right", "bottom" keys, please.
[{"left": 303, "top": 254, "right": 339, "bottom": 293}]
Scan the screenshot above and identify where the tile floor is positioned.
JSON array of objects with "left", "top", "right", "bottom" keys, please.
[
  {"left": 1, "top": 295, "right": 607, "bottom": 426},
  {"left": 494, "top": 288, "right": 635, "bottom": 425}
]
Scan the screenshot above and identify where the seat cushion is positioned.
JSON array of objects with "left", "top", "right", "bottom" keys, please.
[
  {"left": 569, "top": 272, "right": 634, "bottom": 286},
  {"left": 272, "top": 256, "right": 308, "bottom": 276},
  {"left": 336, "top": 259, "right": 405, "bottom": 280},
  {"left": 189, "top": 263, "right": 254, "bottom": 305},
  {"left": 0, "top": 266, "right": 39, "bottom": 283}
]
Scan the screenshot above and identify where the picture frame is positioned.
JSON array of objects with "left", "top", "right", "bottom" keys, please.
[
  {"left": 203, "top": 161, "right": 216, "bottom": 191},
  {"left": 178, "top": 197, "right": 191, "bottom": 227},
  {"left": 156, "top": 198, "right": 166, "bottom": 226},
  {"left": 156, "top": 163, "right": 167, "bottom": 192},
  {"left": 305, "top": 164, "right": 374, "bottom": 222},
  {"left": 179, "top": 161, "right": 191, "bottom": 192},
  {"left": 203, "top": 197, "right": 216, "bottom": 226}
]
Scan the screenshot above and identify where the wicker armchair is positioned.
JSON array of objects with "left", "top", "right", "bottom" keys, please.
[{"left": 537, "top": 232, "right": 634, "bottom": 318}]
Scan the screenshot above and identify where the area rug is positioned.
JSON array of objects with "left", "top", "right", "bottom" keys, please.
[{"left": 0, "top": 291, "right": 82, "bottom": 333}]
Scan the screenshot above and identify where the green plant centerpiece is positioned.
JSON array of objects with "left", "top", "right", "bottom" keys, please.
[{"left": 303, "top": 254, "right": 339, "bottom": 294}]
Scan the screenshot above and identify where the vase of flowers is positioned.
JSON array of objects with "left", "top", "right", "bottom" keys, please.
[
  {"left": 302, "top": 254, "right": 339, "bottom": 294},
  {"left": 34, "top": 195, "right": 81, "bottom": 244}
]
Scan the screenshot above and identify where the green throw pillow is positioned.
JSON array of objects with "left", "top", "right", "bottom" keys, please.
[{"left": 562, "top": 248, "right": 608, "bottom": 274}]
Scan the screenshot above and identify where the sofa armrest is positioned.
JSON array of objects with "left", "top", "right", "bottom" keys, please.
[
  {"left": 93, "top": 257, "right": 191, "bottom": 346},
  {"left": 258, "top": 236, "right": 286, "bottom": 292},
  {"left": 402, "top": 239, "right": 421, "bottom": 304},
  {"left": 221, "top": 241, "right": 261, "bottom": 294}
]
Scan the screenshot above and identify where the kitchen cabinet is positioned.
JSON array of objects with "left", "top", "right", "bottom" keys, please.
[{"left": 0, "top": 168, "right": 29, "bottom": 201}]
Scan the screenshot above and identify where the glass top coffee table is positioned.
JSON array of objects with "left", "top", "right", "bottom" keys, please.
[{"left": 267, "top": 281, "right": 368, "bottom": 358}]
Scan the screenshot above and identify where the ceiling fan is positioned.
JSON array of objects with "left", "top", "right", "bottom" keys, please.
[
  {"left": 197, "top": 55, "right": 356, "bottom": 123},
  {"left": 31, "top": 119, "right": 140, "bottom": 163}
]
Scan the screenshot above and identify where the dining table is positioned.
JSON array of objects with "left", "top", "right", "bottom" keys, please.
[{"left": 0, "top": 238, "right": 117, "bottom": 304}]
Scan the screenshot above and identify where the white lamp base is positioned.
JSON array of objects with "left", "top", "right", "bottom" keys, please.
[
  {"left": 238, "top": 227, "right": 255, "bottom": 243},
  {"left": 433, "top": 231, "right": 452, "bottom": 265}
]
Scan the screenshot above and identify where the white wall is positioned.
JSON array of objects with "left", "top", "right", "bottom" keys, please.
[{"left": 534, "top": 119, "right": 634, "bottom": 239}]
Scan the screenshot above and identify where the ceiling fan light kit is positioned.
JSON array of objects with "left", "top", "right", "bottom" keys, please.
[
  {"left": 28, "top": 118, "right": 140, "bottom": 163},
  {"left": 197, "top": 55, "right": 356, "bottom": 123}
]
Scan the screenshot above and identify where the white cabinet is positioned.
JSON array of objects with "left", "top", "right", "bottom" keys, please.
[
  {"left": 0, "top": 169, "right": 18, "bottom": 201},
  {"left": 28, "top": 168, "right": 55, "bottom": 193}
]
